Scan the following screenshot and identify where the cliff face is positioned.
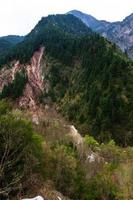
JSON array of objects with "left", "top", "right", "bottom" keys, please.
[
  {"left": 100, "top": 14, "right": 133, "bottom": 57},
  {"left": 0, "top": 47, "right": 44, "bottom": 114},
  {"left": 19, "top": 47, "right": 44, "bottom": 109},
  {"left": 69, "top": 10, "right": 133, "bottom": 58}
]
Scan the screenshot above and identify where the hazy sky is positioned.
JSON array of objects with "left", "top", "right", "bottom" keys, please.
[{"left": 0, "top": 0, "right": 133, "bottom": 36}]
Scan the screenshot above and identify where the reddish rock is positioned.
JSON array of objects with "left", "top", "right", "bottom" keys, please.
[{"left": 0, "top": 47, "right": 45, "bottom": 123}]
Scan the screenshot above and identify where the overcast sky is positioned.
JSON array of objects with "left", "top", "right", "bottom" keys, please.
[{"left": 0, "top": 0, "right": 132, "bottom": 36}]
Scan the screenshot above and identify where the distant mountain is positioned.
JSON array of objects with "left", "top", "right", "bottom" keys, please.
[
  {"left": 68, "top": 10, "right": 104, "bottom": 30},
  {"left": 68, "top": 10, "right": 133, "bottom": 58},
  {"left": 0, "top": 35, "right": 24, "bottom": 53},
  {"left": 0, "top": 35, "right": 24, "bottom": 44},
  {"left": 0, "top": 39, "right": 13, "bottom": 52}
]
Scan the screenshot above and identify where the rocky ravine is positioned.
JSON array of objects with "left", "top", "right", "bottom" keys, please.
[
  {"left": 0, "top": 47, "right": 45, "bottom": 123},
  {"left": 19, "top": 47, "right": 44, "bottom": 108}
]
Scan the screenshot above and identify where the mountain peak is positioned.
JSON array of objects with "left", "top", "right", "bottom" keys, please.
[
  {"left": 69, "top": 10, "right": 133, "bottom": 58},
  {"left": 27, "top": 13, "right": 92, "bottom": 40},
  {"left": 124, "top": 13, "right": 133, "bottom": 22},
  {"left": 68, "top": 10, "right": 94, "bottom": 18},
  {"left": 68, "top": 10, "right": 103, "bottom": 30}
]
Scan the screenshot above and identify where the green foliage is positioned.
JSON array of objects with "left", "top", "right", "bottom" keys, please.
[
  {"left": 0, "top": 36, "right": 23, "bottom": 54},
  {"left": 84, "top": 135, "right": 99, "bottom": 151},
  {"left": 0, "top": 100, "right": 130, "bottom": 200},
  {"left": 86, "top": 172, "right": 118, "bottom": 200},
  {"left": 0, "top": 39, "right": 13, "bottom": 53},
  {"left": 46, "top": 62, "right": 71, "bottom": 101},
  {"left": 50, "top": 144, "right": 77, "bottom": 195},
  {"left": 0, "top": 70, "right": 27, "bottom": 100},
  {"left": 0, "top": 103, "right": 43, "bottom": 198},
  {"left": 0, "top": 100, "right": 12, "bottom": 115},
  {"left": 60, "top": 36, "right": 133, "bottom": 145},
  {"left": 0, "top": 14, "right": 91, "bottom": 67},
  {"left": 41, "top": 141, "right": 88, "bottom": 199},
  {"left": 100, "top": 140, "right": 122, "bottom": 169},
  {"left": 39, "top": 139, "right": 124, "bottom": 200}
]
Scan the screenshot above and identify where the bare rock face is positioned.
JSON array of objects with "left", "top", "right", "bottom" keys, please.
[
  {"left": 19, "top": 47, "right": 44, "bottom": 110},
  {"left": 0, "top": 61, "right": 21, "bottom": 91},
  {"left": 100, "top": 14, "right": 133, "bottom": 58},
  {"left": 22, "top": 196, "right": 44, "bottom": 200},
  {"left": 0, "top": 47, "right": 45, "bottom": 123},
  {"left": 69, "top": 10, "right": 133, "bottom": 58}
]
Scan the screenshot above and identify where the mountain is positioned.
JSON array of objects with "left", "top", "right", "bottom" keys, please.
[
  {"left": 0, "top": 38, "right": 13, "bottom": 52},
  {"left": 0, "top": 14, "right": 132, "bottom": 145},
  {"left": 0, "top": 14, "right": 92, "bottom": 66},
  {"left": 0, "top": 35, "right": 24, "bottom": 44},
  {"left": 0, "top": 35, "right": 24, "bottom": 53},
  {"left": 68, "top": 10, "right": 104, "bottom": 30},
  {"left": 68, "top": 10, "right": 133, "bottom": 58},
  {"left": 27, "top": 14, "right": 92, "bottom": 39},
  {"left": 0, "top": 13, "right": 133, "bottom": 200}
]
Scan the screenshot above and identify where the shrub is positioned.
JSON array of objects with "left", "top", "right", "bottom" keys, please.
[
  {"left": 41, "top": 141, "right": 88, "bottom": 199},
  {"left": 100, "top": 140, "right": 121, "bottom": 169},
  {"left": 86, "top": 172, "right": 118, "bottom": 200},
  {"left": 0, "top": 70, "right": 27, "bottom": 100},
  {"left": 0, "top": 110, "right": 43, "bottom": 199},
  {"left": 84, "top": 135, "right": 99, "bottom": 151},
  {"left": 0, "top": 100, "right": 12, "bottom": 115}
]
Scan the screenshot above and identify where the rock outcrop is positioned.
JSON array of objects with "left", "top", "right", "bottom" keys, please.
[
  {"left": 19, "top": 47, "right": 44, "bottom": 110},
  {"left": 69, "top": 10, "right": 133, "bottom": 58},
  {"left": 22, "top": 196, "right": 44, "bottom": 200},
  {"left": 0, "top": 47, "right": 45, "bottom": 123}
]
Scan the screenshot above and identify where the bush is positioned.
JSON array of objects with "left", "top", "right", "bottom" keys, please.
[
  {"left": 84, "top": 135, "right": 100, "bottom": 151},
  {"left": 100, "top": 140, "right": 122, "bottom": 169},
  {"left": 0, "top": 108, "right": 43, "bottom": 198},
  {"left": 0, "top": 100, "right": 12, "bottom": 115},
  {"left": 0, "top": 70, "right": 27, "bottom": 100},
  {"left": 86, "top": 172, "right": 118, "bottom": 200},
  {"left": 41, "top": 141, "right": 89, "bottom": 199}
]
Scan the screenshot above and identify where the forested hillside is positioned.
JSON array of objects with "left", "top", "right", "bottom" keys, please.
[
  {"left": 0, "top": 35, "right": 24, "bottom": 53},
  {"left": 0, "top": 14, "right": 132, "bottom": 145},
  {"left": 69, "top": 10, "right": 133, "bottom": 58},
  {"left": 0, "top": 14, "right": 92, "bottom": 66},
  {"left": 0, "top": 13, "right": 133, "bottom": 200}
]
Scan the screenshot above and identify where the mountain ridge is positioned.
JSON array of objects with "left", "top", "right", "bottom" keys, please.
[
  {"left": 0, "top": 35, "right": 24, "bottom": 53},
  {"left": 68, "top": 10, "right": 133, "bottom": 58},
  {"left": 0, "top": 35, "right": 24, "bottom": 44},
  {"left": 0, "top": 13, "right": 132, "bottom": 145}
]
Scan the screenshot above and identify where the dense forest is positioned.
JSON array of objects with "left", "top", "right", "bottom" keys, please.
[{"left": 0, "top": 36, "right": 24, "bottom": 53}]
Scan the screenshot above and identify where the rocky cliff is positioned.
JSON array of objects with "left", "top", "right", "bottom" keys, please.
[
  {"left": 69, "top": 10, "right": 133, "bottom": 58},
  {"left": 0, "top": 47, "right": 45, "bottom": 123}
]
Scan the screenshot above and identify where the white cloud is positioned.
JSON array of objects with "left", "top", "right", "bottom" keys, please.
[{"left": 0, "top": 0, "right": 132, "bottom": 36}]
